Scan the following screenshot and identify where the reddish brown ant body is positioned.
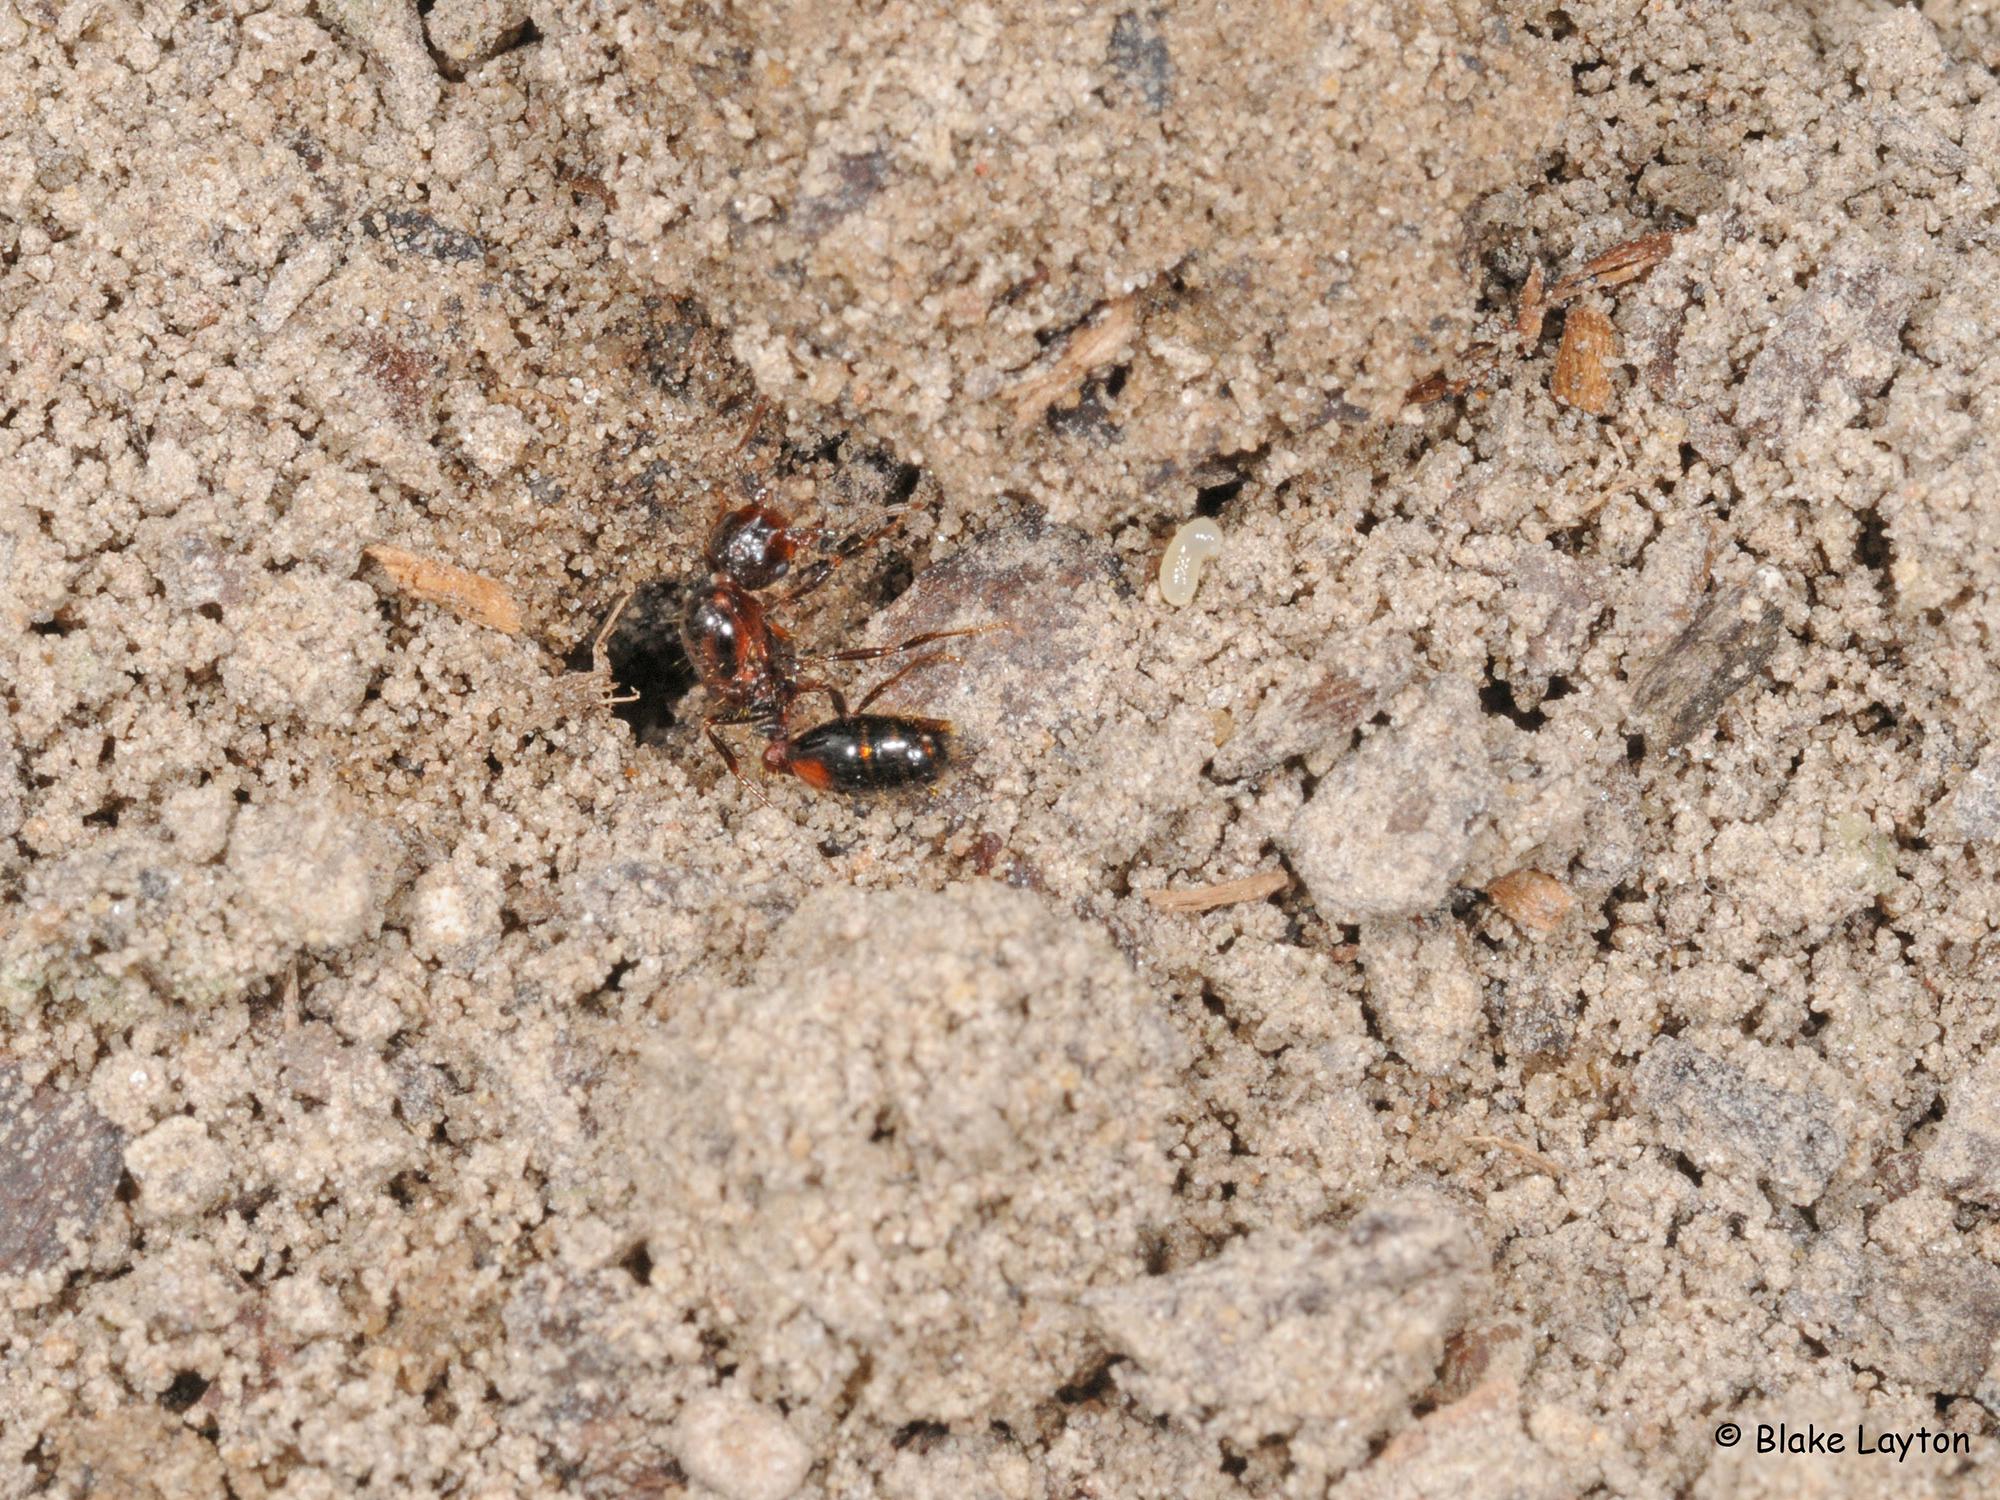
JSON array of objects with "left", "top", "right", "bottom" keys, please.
[{"left": 625, "top": 494, "right": 976, "bottom": 794}]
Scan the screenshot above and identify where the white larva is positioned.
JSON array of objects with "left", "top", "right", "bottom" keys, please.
[{"left": 1159, "top": 517, "right": 1224, "bottom": 606}]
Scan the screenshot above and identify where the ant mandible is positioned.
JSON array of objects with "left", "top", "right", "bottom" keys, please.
[{"left": 595, "top": 491, "right": 976, "bottom": 795}]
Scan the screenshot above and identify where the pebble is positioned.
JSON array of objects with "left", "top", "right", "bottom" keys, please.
[{"left": 674, "top": 1392, "right": 812, "bottom": 1500}]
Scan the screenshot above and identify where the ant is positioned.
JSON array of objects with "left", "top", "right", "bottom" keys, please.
[{"left": 594, "top": 492, "right": 977, "bottom": 795}]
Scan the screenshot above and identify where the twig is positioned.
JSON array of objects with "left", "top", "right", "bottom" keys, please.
[
  {"left": 1144, "top": 868, "right": 1289, "bottom": 913},
  {"left": 1547, "top": 231, "right": 1679, "bottom": 305},
  {"left": 364, "top": 544, "right": 524, "bottom": 634},
  {"left": 1464, "top": 1134, "right": 1565, "bottom": 1178},
  {"left": 1007, "top": 297, "right": 1137, "bottom": 428}
]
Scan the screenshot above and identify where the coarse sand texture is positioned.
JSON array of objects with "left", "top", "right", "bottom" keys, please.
[{"left": 4, "top": 1, "right": 2000, "bottom": 1497}]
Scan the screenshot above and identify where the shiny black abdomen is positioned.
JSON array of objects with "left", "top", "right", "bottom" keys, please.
[{"left": 787, "top": 715, "right": 948, "bottom": 790}]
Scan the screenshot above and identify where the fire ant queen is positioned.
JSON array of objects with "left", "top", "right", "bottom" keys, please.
[{"left": 595, "top": 491, "right": 976, "bottom": 796}]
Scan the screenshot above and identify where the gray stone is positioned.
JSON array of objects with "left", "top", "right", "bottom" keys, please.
[
  {"left": 1281, "top": 677, "right": 1497, "bottom": 919},
  {"left": 1634, "top": 1037, "right": 1846, "bottom": 1204}
]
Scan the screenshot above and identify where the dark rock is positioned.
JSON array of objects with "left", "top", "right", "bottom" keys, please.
[
  {"left": 1633, "top": 582, "right": 1783, "bottom": 753},
  {"left": 1107, "top": 11, "right": 1174, "bottom": 112},
  {"left": 0, "top": 1065, "right": 125, "bottom": 1276}
]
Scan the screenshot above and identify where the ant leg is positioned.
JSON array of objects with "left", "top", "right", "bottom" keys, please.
[
  {"left": 731, "top": 397, "right": 771, "bottom": 455},
  {"left": 853, "top": 652, "right": 956, "bottom": 713},
  {"left": 704, "top": 720, "right": 775, "bottom": 809},
  {"left": 810, "top": 623, "right": 999, "bottom": 666},
  {"left": 775, "top": 509, "right": 921, "bottom": 605},
  {"left": 592, "top": 588, "right": 640, "bottom": 707},
  {"left": 703, "top": 720, "right": 742, "bottom": 777}
]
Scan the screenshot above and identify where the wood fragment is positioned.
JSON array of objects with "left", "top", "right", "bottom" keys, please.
[
  {"left": 1007, "top": 297, "right": 1138, "bottom": 428},
  {"left": 1551, "top": 306, "right": 1617, "bottom": 415},
  {"left": 1463, "top": 1134, "right": 1565, "bottom": 1178},
  {"left": 1403, "top": 343, "right": 1498, "bottom": 406},
  {"left": 1485, "top": 868, "right": 1575, "bottom": 933},
  {"left": 1403, "top": 371, "right": 1455, "bottom": 405},
  {"left": 1547, "top": 231, "right": 1677, "bottom": 305},
  {"left": 1516, "top": 262, "right": 1546, "bottom": 344},
  {"left": 364, "top": 544, "right": 524, "bottom": 635},
  {"left": 1144, "top": 868, "right": 1289, "bottom": 913}
]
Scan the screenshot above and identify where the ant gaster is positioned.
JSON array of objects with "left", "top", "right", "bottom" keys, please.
[{"left": 763, "top": 713, "right": 951, "bottom": 792}]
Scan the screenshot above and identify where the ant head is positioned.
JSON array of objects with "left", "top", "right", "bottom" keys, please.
[{"left": 707, "top": 504, "right": 797, "bottom": 590}]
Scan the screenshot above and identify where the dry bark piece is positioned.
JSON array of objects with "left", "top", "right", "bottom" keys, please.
[
  {"left": 1211, "top": 633, "right": 1411, "bottom": 782},
  {"left": 0, "top": 1066, "right": 125, "bottom": 1276},
  {"left": 364, "top": 543, "right": 524, "bottom": 634},
  {"left": 1006, "top": 297, "right": 1137, "bottom": 428},
  {"left": 1485, "top": 869, "right": 1574, "bottom": 932},
  {"left": 1516, "top": 262, "right": 1547, "bottom": 344},
  {"left": 1546, "top": 231, "right": 1678, "bottom": 304},
  {"left": 1633, "top": 582, "right": 1783, "bottom": 753},
  {"left": 1144, "top": 869, "right": 1288, "bottom": 913},
  {"left": 1404, "top": 343, "right": 1498, "bottom": 406},
  {"left": 1551, "top": 306, "right": 1617, "bottom": 415}
]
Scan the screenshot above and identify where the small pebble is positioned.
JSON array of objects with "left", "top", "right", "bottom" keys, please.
[
  {"left": 1159, "top": 518, "right": 1224, "bottom": 606},
  {"left": 674, "top": 1392, "right": 811, "bottom": 1500},
  {"left": 0, "top": 1068, "right": 126, "bottom": 1275},
  {"left": 125, "top": 1116, "right": 231, "bottom": 1221}
]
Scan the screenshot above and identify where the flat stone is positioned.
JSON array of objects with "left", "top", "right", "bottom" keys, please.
[
  {"left": 0, "top": 1066, "right": 125, "bottom": 1276},
  {"left": 1281, "top": 677, "right": 1497, "bottom": 919}
]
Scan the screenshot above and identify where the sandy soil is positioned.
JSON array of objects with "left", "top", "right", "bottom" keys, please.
[{"left": 4, "top": 0, "right": 2000, "bottom": 1496}]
